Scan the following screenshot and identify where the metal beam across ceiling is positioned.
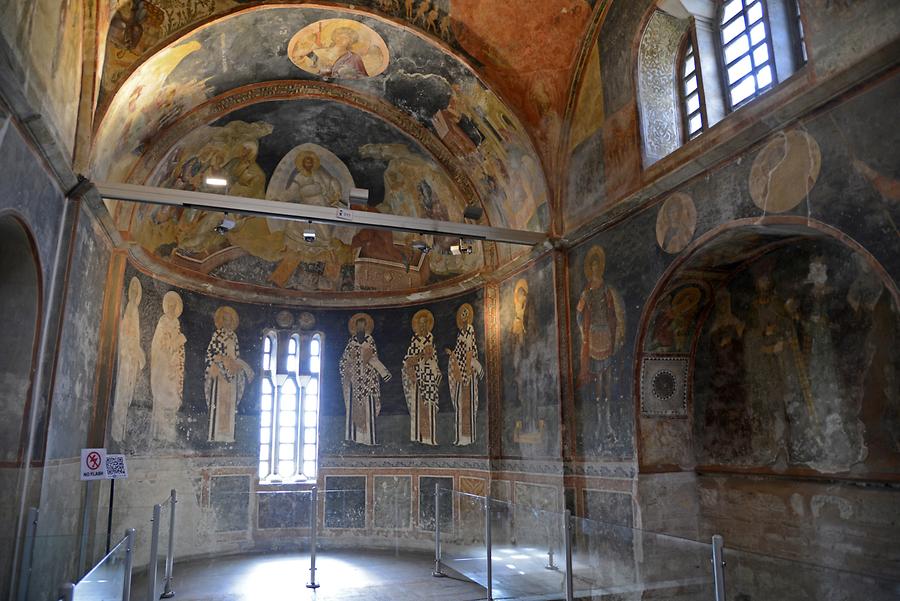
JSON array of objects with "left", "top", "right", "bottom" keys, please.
[{"left": 96, "top": 182, "right": 547, "bottom": 247}]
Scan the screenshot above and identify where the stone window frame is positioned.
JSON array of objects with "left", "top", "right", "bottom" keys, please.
[
  {"left": 636, "top": 0, "right": 808, "bottom": 167},
  {"left": 714, "top": 0, "right": 808, "bottom": 112},
  {"left": 258, "top": 330, "right": 322, "bottom": 484},
  {"left": 677, "top": 25, "right": 709, "bottom": 141}
]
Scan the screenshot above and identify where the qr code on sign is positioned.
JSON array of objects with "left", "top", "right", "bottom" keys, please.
[{"left": 105, "top": 455, "right": 128, "bottom": 479}]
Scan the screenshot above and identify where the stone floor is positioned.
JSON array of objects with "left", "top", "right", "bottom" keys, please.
[{"left": 140, "top": 549, "right": 488, "bottom": 601}]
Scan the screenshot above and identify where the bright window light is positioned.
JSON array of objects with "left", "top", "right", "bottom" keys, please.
[{"left": 205, "top": 177, "right": 228, "bottom": 187}]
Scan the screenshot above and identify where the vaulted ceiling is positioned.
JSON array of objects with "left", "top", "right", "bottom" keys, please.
[{"left": 90, "top": 1, "right": 605, "bottom": 296}]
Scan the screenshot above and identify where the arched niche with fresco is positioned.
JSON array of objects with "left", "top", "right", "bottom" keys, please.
[{"left": 635, "top": 219, "right": 900, "bottom": 478}]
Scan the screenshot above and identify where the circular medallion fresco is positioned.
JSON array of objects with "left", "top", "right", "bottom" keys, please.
[
  {"left": 288, "top": 19, "right": 390, "bottom": 80},
  {"left": 655, "top": 192, "right": 697, "bottom": 254},
  {"left": 749, "top": 130, "right": 822, "bottom": 213}
]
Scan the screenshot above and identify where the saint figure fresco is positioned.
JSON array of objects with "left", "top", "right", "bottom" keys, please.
[
  {"left": 511, "top": 278, "right": 542, "bottom": 441},
  {"left": 447, "top": 303, "right": 483, "bottom": 446},
  {"left": 402, "top": 309, "right": 442, "bottom": 445},
  {"left": 150, "top": 291, "right": 186, "bottom": 442},
  {"left": 576, "top": 246, "right": 626, "bottom": 442},
  {"left": 111, "top": 277, "right": 145, "bottom": 443},
  {"left": 340, "top": 313, "right": 391, "bottom": 445},
  {"left": 288, "top": 19, "right": 389, "bottom": 80},
  {"left": 743, "top": 273, "right": 809, "bottom": 464},
  {"left": 795, "top": 257, "right": 866, "bottom": 468},
  {"left": 205, "top": 306, "right": 255, "bottom": 443},
  {"left": 651, "top": 286, "right": 703, "bottom": 352}
]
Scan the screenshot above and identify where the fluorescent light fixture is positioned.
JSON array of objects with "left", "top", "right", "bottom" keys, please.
[{"left": 205, "top": 177, "right": 228, "bottom": 187}]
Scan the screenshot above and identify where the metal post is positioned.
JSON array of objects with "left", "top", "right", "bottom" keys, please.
[
  {"left": 545, "top": 513, "right": 558, "bottom": 571},
  {"left": 78, "top": 480, "right": 93, "bottom": 574},
  {"left": 123, "top": 528, "right": 135, "bottom": 601},
  {"left": 306, "top": 487, "right": 320, "bottom": 589},
  {"left": 712, "top": 534, "right": 726, "bottom": 601},
  {"left": 15, "top": 507, "right": 38, "bottom": 601},
  {"left": 107, "top": 479, "right": 115, "bottom": 554},
  {"left": 161, "top": 489, "right": 177, "bottom": 598},
  {"left": 485, "top": 496, "right": 493, "bottom": 601},
  {"left": 147, "top": 504, "right": 161, "bottom": 601},
  {"left": 564, "top": 510, "right": 574, "bottom": 601},
  {"left": 432, "top": 484, "right": 445, "bottom": 577},
  {"left": 58, "top": 583, "right": 75, "bottom": 601}
]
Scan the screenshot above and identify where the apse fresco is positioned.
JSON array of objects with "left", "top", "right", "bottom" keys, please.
[
  {"left": 499, "top": 255, "right": 561, "bottom": 458},
  {"left": 92, "top": 6, "right": 550, "bottom": 237},
  {"left": 693, "top": 240, "right": 900, "bottom": 475},
  {"left": 95, "top": 1, "right": 598, "bottom": 164},
  {"left": 128, "top": 99, "right": 484, "bottom": 292}
]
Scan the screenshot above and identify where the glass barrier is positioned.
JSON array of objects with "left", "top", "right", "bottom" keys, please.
[
  {"left": 14, "top": 485, "right": 900, "bottom": 601},
  {"left": 571, "top": 515, "right": 714, "bottom": 601},
  {"left": 70, "top": 530, "right": 132, "bottom": 601},
  {"left": 722, "top": 542, "right": 900, "bottom": 601}
]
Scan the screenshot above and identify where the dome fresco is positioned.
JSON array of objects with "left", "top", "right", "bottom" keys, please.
[{"left": 90, "top": 4, "right": 593, "bottom": 294}]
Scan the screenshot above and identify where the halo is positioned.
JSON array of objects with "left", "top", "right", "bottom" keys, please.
[
  {"left": 672, "top": 287, "right": 701, "bottom": 314},
  {"left": 348, "top": 312, "right": 374, "bottom": 336},
  {"left": 411, "top": 309, "right": 435, "bottom": 333},
  {"left": 214, "top": 306, "right": 239, "bottom": 330},
  {"left": 584, "top": 245, "right": 606, "bottom": 279},
  {"left": 456, "top": 303, "right": 474, "bottom": 330},
  {"left": 162, "top": 291, "right": 183, "bottom": 318},
  {"left": 514, "top": 278, "right": 529, "bottom": 298},
  {"left": 127, "top": 276, "right": 142, "bottom": 303},
  {"left": 294, "top": 150, "right": 320, "bottom": 171}
]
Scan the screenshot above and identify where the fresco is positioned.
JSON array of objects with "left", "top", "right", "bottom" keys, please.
[
  {"left": 448, "top": 303, "right": 484, "bottom": 446},
  {"left": 340, "top": 312, "right": 392, "bottom": 446},
  {"left": 204, "top": 306, "right": 254, "bottom": 442},
  {"left": 288, "top": 19, "right": 389, "bottom": 79},
  {"left": 150, "top": 290, "right": 186, "bottom": 442},
  {"left": 500, "top": 256, "right": 561, "bottom": 458},
  {"left": 126, "top": 100, "right": 486, "bottom": 293},
  {"left": 694, "top": 240, "right": 900, "bottom": 474},
  {"left": 0, "top": 0, "right": 83, "bottom": 154},
  {"left": 749, "top": 130, "right": 822, "bottom": 214},
  {"left": 655, "top": 193, "right": 697, "bottom": 254},
  {"left": 111, "top": 277, "right": 146, "bottom": 443},
  {"left": 573, "top": 245, "right": 629, "bottom": 457},
  {"left": 112, "top": 266, "right": 487, "bottom": 457},
  {"left": 92, "top": 6, "right": 551, "bottom": 245},
  {"left": 402, "top": 310, "right": 442, "bottom": 445},
  {"left": 94, "top": 1, "right": 597, "bottom": 166}
]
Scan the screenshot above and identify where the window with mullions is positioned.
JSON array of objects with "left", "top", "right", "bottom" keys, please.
[
  {"left": 678, "top": 31, "right": 707, "bottom": 141},
  {"left": 719, "top": 0, "right": 777, "bottom": 110},
  {"left": 259, "top": 332, "right": 321, "bottom": 482}
]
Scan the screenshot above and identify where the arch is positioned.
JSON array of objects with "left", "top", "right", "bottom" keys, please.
[
  {"left": 634, "top": 216, "right": 900, "bottom": 476},
  {"left": 0, "top": 212, "right": 43, "bottom": 599},
  {"left": 0, "top": 213, "right": 44, "bottom": 465}
]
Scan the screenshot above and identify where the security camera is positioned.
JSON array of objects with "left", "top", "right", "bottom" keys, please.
[
  {"left": 214, "top": 216, "right": 236, "bottom": 235},
  {"left": 411, "top": 240, "right": 431, "bottom": 254},
  {"left": 303, "top": 222, "right": 316, "bottom": 243},
  {"left": 449, "top": 239, "right": 473, "bottom": 255}
]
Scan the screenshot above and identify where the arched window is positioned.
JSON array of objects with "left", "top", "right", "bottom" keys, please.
[
  {"left": 259, "top": 332, "right": 321, "bottom": 482},
  {"left": 718, "top": 0, "right": 777, "bottom": 109},
  {"left": 678, "top": 31, "right": 707, "bottom": 140},
  {"left": 717, "top": 0, "right": 807, "bottom": 111}
]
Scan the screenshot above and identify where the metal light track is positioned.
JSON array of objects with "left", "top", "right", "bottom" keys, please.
[{"left": 96, "top": 182, "right": 547, "bottom": 247}]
